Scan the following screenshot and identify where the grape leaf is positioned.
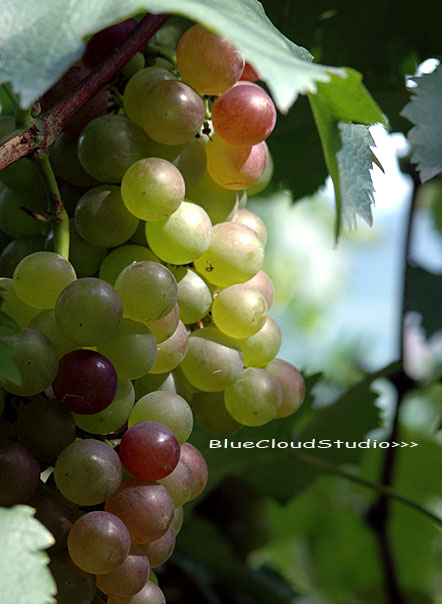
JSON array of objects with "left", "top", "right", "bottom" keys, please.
[
  {"left": 0, "top": 506, "right": 56, "bottom": 604},
  {"left": 337, "top": 123, "right": 376, "bottom": 230},
  {"left": 308, "top": 69, "right": 387, "bottom": 239},
  {"left": 0, "top": 0, "right": 344, "bottom": 112},
  {"left": 401, "top": 64, "right": 442, "bottom": 182},
  {"left": 405, "top": 264, "right": 442, "bottom": 337}
]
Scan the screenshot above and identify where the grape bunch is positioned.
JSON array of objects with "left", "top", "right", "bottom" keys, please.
[{"left": 0, "top": 17, "right": 305, "bottom": 604}]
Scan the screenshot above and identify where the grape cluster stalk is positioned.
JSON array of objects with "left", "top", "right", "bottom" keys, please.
[{"left": 0, "top": 18, "right": 306, "bottom": 604}]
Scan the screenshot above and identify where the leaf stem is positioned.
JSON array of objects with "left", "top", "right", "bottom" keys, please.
[{"left": 31, "top": 152, "right": 69, "bottom": 259}]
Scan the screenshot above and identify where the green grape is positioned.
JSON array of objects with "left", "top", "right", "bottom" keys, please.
[
  {"left": 168, "top": 266, "right": 212, "bottom": 324},
  {"left": 233, "top": 208, "right": 267, "bottom": 246},
  {"left": 77, "top": 115, "right": 150, "bottom": 183},
  {"left": 97, "top": 318, "right": 157, "bottom": 380},
  {"left": 123, "top": 67, "right": 176, "bottom": 126},
  {"left": 54, "top": 439, "right": 122, "bottom": 506},
  {"left": 29, "top": 310, "right": 79, "bottom": 357},
  {"left": 265, "top": 358, "right": 305, "bottom": 418},
  {"left": 72, "top": 380, "right": 135, "bottom": 434},
  {"left": 247, "top": 142, "right": 274, "bottom": 196},
  {"left": 134, "top": 372, "right": 176, "bottom": 399},
  {"left": 180, "top": 326, "right": 243, "bottom": 392},
  {"left": 54, "top": 277, "right": 123, "bottom": 346},
  {"left": 176, "top": 24, "right": 244, "bottom": 95},
  {"left": 13, "top": 251, "right": 76, "bottom": 309},
  {"left": 99, "top": 245, "right": 158, "bottom": 286},
  {"left": 194, "top": 222, "right": 264, "bottom": 287},
  {"left": 193, "top": 391, "right": 242, "bottom": 435},
  {"left": 0, "top": 187, "right": 47, "bottom": 238},
  {"left": 238, "top": 315, "right": 281, "bottom": 367},
  {"left": 145, "top": 138, "right": 206, "bottom": 190},
  {"left": 148, "top": 320, "right": 188, "bottom": 374},
  {"left": 121, "top": 51, "right": 145, "bottom": 78},
  {"left": 75, "top": 185, "right": 139, "bottom": 247},
  {"left": 145, "top": 303, "right": 179, "bottom": 343},
  {"left": 139, "top": 80, "right": 205, "bottom": 145},
  {"left": 224, "top": 367, "right": 282, "bottom": 426},
  {"left": 212, "top": 284, "right": 268, "bottom": 338},
  {"left": 121, "top": 158, "right": 185, "bottom": 221},
  {"left": 0, "top": 235, "right": 45, "bottom": 278},
  {"left": 186, "top": 169, "right": 238, "bottom": 224},
  {"left": 0, "top": 328, "right": 59, "bottom": 396},
  {"left": 145, "top": 201, "right": 212, "bottom": 265},
  {"left": 50, "top": 132, "right": 99, "bottom": 187},
  {"left": 0, "top": 277, "right": 38, "bottom": 326},
  {"left": 115, "top": 261, "right": 177, "bottom": 323},
  {"left": 129, "top": 390, "right": 193, "bottom": 445},
  {"left": 46, "top": 220, "right": 107, "bottom": 278},
  {"left": 244, "top": 270, "right": 274, "bottom": 308}
]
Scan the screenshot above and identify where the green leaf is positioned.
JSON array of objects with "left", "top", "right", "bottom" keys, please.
[
  {"left": 0, "top": 340, "right": 22, "bottom": 385},
  {"left": 406, "top": 265, "right": 442, "bottom": 337},
  {"left": 0, "top": 0, "right": 344, "bottom": 113},
  {"left": 336, "top": 123, "right": 376, "bottom": 230},
  {"left": 0, "top": 505, "right": 56, "bottom": 604},
  {"left": 401, "top": 64, "right": 442, "bottom": 182},
  {"left": 308, "top": 68, "right": 387, "bottom": 239}
]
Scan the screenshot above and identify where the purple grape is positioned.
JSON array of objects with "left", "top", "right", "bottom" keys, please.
[{"left": 52, "top": 350, "right": 117, "bottom": 414}]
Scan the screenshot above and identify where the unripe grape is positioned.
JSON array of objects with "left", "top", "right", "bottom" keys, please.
[
  {"left": 121, "top": 158, "right": 185, "bottom": 221},
  {"left": 139, "top": 80, "right": 205, "bottom": 145}
]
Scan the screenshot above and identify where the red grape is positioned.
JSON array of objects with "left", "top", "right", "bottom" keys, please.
[
  {"left": 212, "top": 84, "right": 276, "bottom": 146},
  {"left": 119, "top": 421, "right": 180, "bottom": 481}
]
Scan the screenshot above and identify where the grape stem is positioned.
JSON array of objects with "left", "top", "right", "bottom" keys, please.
[
  {"left": 0, "top": 13, "right": 170, "bottom": 172},
  {"left": 31, "top": 152, "right": 70, "bottom": 259}
]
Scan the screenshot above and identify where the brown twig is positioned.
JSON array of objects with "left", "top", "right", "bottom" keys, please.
[{"left": 0, "top": 12, "right": 170, "bottom": 171}]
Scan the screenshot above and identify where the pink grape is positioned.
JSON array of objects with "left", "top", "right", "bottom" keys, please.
[{"left": 212, "top": 84, "right": 276, "bottom": 146}]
